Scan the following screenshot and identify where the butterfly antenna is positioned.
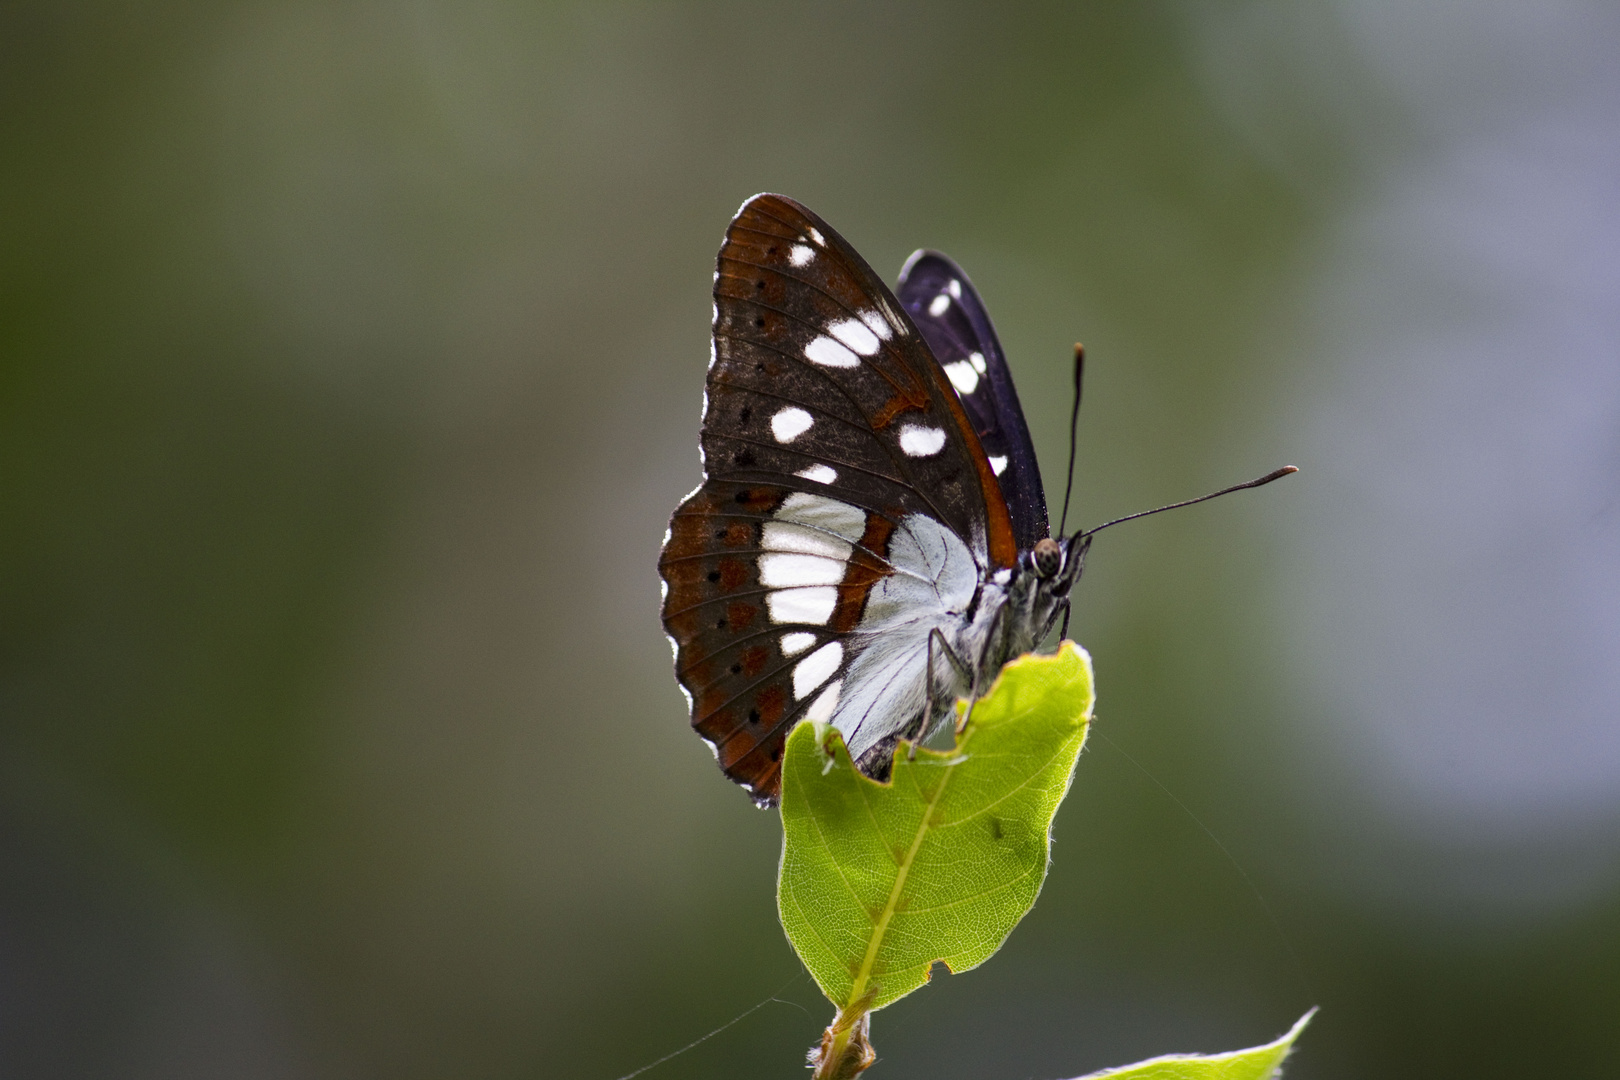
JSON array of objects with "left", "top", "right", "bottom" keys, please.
[
  {"left": 1057, "top": 344, "right": 1085, "bottom": 537},
  {"left": 1081, "top": 466, "right": 1298, "bottom": 539}
]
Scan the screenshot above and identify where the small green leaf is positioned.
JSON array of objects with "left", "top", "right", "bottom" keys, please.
[
  {"left": 1066, "top": 1010, "right": 1317, "bottom": 1080},
  {"left": 777, "top": 642, "right": 1094, "bottom": 1012}
]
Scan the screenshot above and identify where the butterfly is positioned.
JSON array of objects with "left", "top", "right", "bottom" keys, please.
[
  {"left": 657, "top": 193, "right": 1088, "bottom": 806},
  {"left": 659, "top": 194, "right": 1291, "bottom": 805}
]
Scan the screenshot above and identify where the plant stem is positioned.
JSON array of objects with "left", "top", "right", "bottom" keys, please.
[{"left": 810, "top": 1000, "right": 875, "bottom": 1079}]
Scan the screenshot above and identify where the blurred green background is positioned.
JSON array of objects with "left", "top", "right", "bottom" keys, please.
[{"left": 4, "top": 3, "right": 1618, "bottom": 1078}]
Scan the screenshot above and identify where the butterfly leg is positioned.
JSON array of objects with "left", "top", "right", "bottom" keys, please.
[
  {"left": 914, "top": 628, "right": 972, "bottom": 760},
  {"left": 1056, "top": 534, "right": 1092, "bottom": 641},
  {"left": 956, "top": 600, "right": 1012, "bottom": 735}
]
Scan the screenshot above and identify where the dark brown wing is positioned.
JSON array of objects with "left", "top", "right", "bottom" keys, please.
[
  {"left": 898, "top": 250, "right": 1050, "bottom": 548},
  {"left": 658, "top": 193, "right": 1016, "bottom": 803}
]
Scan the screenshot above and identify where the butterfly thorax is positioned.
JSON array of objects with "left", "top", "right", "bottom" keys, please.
[{"left": 847, "top": 534, "right": 1086, "bottom": 779}]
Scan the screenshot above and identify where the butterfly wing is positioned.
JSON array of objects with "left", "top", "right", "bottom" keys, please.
[
  {"left": 897, "top": 251, "right": 1050, "bottom": 548},
  {"left": 659, "top": 194, "right": 1016, "bottom": 803}
]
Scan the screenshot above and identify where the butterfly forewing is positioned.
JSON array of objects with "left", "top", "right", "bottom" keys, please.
[
  {"left": 898, "top": 251, "right": 1050, "bottom": 548},
  {"left": 660, "top": 194, "right": 1016, "bottom": 803}
]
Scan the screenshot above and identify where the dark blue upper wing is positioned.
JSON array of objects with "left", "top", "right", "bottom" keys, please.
[{"left": 897, "top": 251, "right": 1049, "bottom": 548}]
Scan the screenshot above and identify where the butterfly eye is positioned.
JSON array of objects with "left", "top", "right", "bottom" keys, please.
[{"left": 1032, "top": 537, "right": 1062, "bottom": 578}]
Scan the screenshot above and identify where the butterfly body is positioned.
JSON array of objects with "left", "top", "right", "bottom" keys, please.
[{"left": 660, "top": 194, "right": 1084, "bottom": 804}]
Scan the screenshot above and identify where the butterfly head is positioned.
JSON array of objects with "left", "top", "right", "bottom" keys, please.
[
  {"left": 1031, "top": 536, "right": 1062, "bottom": 578},
  {"left": 1007, "top": 532, "right": 1091, "bottom": 649},
  {"left": 1029, "top": 533, "right": 1089, "bottom": 592}
]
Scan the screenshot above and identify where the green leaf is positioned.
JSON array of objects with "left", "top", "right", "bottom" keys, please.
[
  {"left": 1066, "top": 1010, "right": 1317, "bottom": 1080},
  {"left": 777, "top": 642, "right": 1094, "bottom": 1012}
]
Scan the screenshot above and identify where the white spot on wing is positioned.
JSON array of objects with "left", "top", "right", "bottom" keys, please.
[
  {"left": 988, "top": 455, "right": 1009, "bottom": 476},
  {"left": 878, "top": 298, "right": 909, "bottom": 337},
  {"left": 827, "top": 318, "right": 881, "bottom": 356},
  {"left": 762, "top": 522, "right": 850, "bottom": 562},
  {"left": 943, "top": 360, "right": 980, "bottom": 395},
  {"left": 760, "top": 492, "right": 861, "bottom": 610},
  {"left": 807, "top": 227, "right": 825, "bottom": 246},
  {"left": 969, "top": 351, "right": 986, "bottom": 374},
  {"left": 899, "top": 424, "right": 948, "bottom": 457},
  {"left": 772, "top": 406, "right": 813, "bottom": 443},
  {"left": 805, "top": 335, "right": 860, "bottom": 368},
  {"left": 774, "top": 492, "right": 866, "bottom": 540},
  {"left": 781, "top": 632, "right": 816, "bottom": 657},
  {"left": 805, "top": 679, "right": 841, "bottom": 722},
  {"left": 795, "top": 464, "right": 838, "bottom": 484},
  {"left": 948, "top": 278, "right": 962, "bottom": 299},
  {"left": 767, "top": 587, "right": 837, "bottom": 624},
  {"left": 793, "top": 641, "right": 843, "bottom": 700},
  {"left": 759, "top": 552, "right": 846, "bottom": 588},
  {"left": 790, "top": 244, "right": 814, "bottom": 267},
  {"left": 860, "top": 309, "right": 893, "bottom": 341},
  {"left": 928, "top": 292, "right": 950, "bottom": 317}
]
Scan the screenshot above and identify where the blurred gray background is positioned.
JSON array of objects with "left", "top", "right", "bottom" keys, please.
[{"left": 3, "top": 3, "right": 1618, "bottom": 1078}]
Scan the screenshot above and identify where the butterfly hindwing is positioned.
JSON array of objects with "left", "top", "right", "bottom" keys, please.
[
  {"left": 659, "top": 194, "right": 1016, "bottom": 803},
  {"left": 898, "top": 251, "right": 1050, "bottom": 548}
]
